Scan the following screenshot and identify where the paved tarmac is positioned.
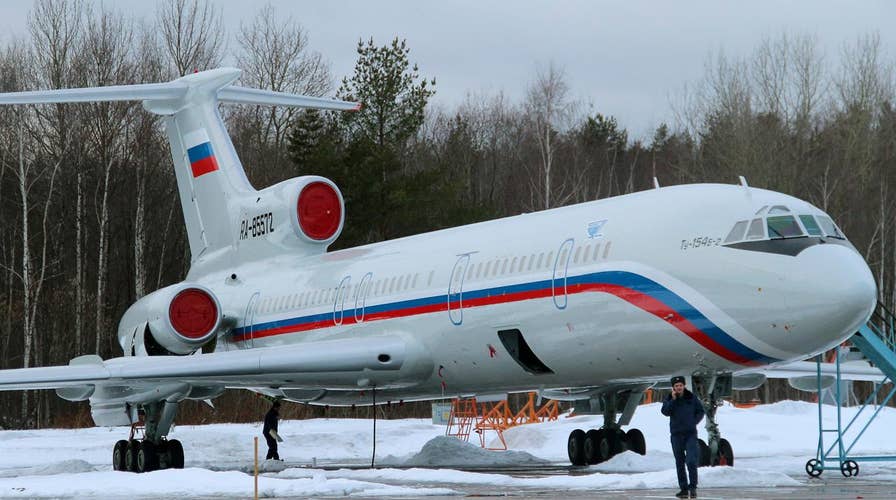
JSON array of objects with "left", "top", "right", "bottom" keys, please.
[{"left": 346, "top": 479, "right": 895, "bottom": 499}]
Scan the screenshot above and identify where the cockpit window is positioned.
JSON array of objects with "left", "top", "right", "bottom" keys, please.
[
  {"left": 767, "top": 215, "right": 805, "bottom": 239},
  {"left": 768, "top": 205, "right": 790, "bottom": 214},
  {"left": 799, "top": 215, "right": 823, "bottom": 236},
  {"left": 816, "top": 216, "right": 845, "bottom": 239},
  {"left": 754, "top": 205, "right": 768, "bottom": 215},
  {"left": 745, "top": 218, "right": 765, "bottom": 240},
  {"left": 724, "top": 220, "right": 749, "bottom": 243}
]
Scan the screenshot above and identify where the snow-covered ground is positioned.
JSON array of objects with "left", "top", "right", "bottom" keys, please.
[{"left": 1, "top": 401, "right": 896, "bottom": 497}]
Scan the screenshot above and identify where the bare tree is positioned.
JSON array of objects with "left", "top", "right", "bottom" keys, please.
[
  {"left": 79, "top": 5, "right": 138, "bottom": 355},
  {"left": 1, "top": 108, "right": 63, "bottom": 423},
  {"left": 234, "top": 3, "right": 331, "bottom": 175},
  {"left": 525, "top": 62, "right": 576, "bottom": 210},
  {"left": 156, "top": 0, "right": 224, "bottom": 76},
  {"left": 27, "top": 0, "right": 85, "bottom": 355}
]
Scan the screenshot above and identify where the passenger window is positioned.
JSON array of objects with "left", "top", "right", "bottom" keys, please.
[
  {"left": 389, "top": 276, "right": 397, "bottom": 293},
  {"left": 519, "top": 255, "right": 527, "bottom": 272},
  {"left": 573, "top": 247, "right": 582, "bottom": 264},
  {"left": 428, "top": 270, "right": 435, "bottom": 287},
  {"left": 501, "top": 259, "right": 508, "bottom": 275},
  {"left": 537, "top": 253, "right": 544, "bottom": 268},
  {"left": 724, "top": 220, "right": 749, "bottom": 243},
  {"left": 511, "top": 256, "right": 518, "bottom": 273},
  {"left": 767, "top": 215, "right": 804, "bottom": 239},
  {"left": 799, "top": 215, "right": 822, "bottom": 236},
  {"left": 746, "top": 218, "right": 765, "bottom": 240},
  {"left": 602, "top": 241, "right": 612, "bottom": 259},
  {"left": 816, "top": 216, "right": 844, "bottom": 239},
  {"left": 559, "top": 249, "right": 568, "bottom": 265},
  {"left": 466, "top": 264, "right": 474, "bottom": 280},
  {"left": 492, "top": 260, "right": 500, "bottom": 277},
  {"left": 592, "top": 244, "right": 601, "bottom": 261},
  {"left": 412, "top": 273, "right": 419, "bottom": 288},
  {"left": 546, "top": 252, "right": 554, "bottom": 267}
]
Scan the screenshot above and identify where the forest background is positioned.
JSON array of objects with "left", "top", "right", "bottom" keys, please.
[{"left": 0, "top": 0, "right": 894, "bottom": 428}]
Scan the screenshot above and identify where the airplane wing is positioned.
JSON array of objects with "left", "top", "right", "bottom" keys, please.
[
  {"left": 0, "top": 335, "right": 432, "bottom": 392},
  {"left": 759, "top": 360, "right": 886, "bottom": 382}
]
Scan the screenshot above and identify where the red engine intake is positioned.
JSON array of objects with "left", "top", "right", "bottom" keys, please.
[
  {"left": 169, "top": 288, "right": 219, "bottom": 340},
  {"left": 296, "top": 180, "right": 343, "bottom": 243}
]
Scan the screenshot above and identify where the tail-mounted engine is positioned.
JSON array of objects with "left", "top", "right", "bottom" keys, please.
[
  {"left": 234, "top": 175, "right": 344, "bottom": 256},
  {"left": 118, "top": 283, "right": 222, "bottom": 356}
]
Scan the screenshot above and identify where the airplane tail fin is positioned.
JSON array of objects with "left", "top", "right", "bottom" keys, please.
[{"left": 0, "top": 68, "right": 358, "bottom": 264}]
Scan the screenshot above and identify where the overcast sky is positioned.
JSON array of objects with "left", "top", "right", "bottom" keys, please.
[{"left": 0, "top": 1, "right": 894, "bottom": 139}]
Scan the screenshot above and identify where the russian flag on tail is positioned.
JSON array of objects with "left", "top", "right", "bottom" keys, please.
[{"left": 184, "top": 129, "right": 219, "bottom": 178}]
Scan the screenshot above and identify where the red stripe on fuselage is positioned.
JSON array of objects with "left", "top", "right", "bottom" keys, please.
[{"left": 234, "top": 282, "right": 758, "bottom": 366}]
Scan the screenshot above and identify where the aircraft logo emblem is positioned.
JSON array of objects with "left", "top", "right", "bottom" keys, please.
[{"left": 587, "top": 219, "right": 607, "bottom": 239}]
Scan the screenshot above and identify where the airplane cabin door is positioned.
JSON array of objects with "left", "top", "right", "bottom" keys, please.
[
  {"left": 448, "top": 254, "right": 470, "bottom": 325},
  {"left": 354, "top": 272, "right": 373, "bottom": 323},
  {"left": 242, "top": 291, "right": 260, "bottom": 348},
  {"left": 333, "top": 275, "right": 351, "bottom": 325},
  {"left": 552, "top": 239, "right": 574, "bottom": 309}
]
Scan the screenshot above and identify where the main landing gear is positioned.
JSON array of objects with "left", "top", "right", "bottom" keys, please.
[
  {"left": 693, "top": 373, "right": 734, "bottom": 467},
  {"left": 567, "top": 389, "right": 648, "bottom": 465},
  {"left": 112, "top": 401, "right": 185, "bottom": 473}
]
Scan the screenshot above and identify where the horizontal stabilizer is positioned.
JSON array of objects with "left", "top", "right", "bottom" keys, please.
[
  {"left": 0, "top": 82, "right": 183, "bottom": 105},
  {"left": 0, "top": 67, "right": 359, "bottom": 113},
  {"left": 217, "top": 86, "right": 360, "bottom": 111}
]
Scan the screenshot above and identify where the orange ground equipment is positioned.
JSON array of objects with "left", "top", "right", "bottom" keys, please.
[{"left": 445, "top": 392, "right": 560, "bottom": 450}]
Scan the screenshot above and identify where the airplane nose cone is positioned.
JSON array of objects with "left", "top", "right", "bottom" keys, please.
[{"left": 790, "top": 243, "right": 877, "bottom": 348}]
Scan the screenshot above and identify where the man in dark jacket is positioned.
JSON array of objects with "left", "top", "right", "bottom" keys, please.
[
  {"left": 263, "top": 401, "right": 281, "bottom": 460},
  {"left": 661, "top": 376, "right": 705, "bottom": 499}
]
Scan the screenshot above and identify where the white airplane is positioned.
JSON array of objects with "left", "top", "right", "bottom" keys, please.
[{"left": 0, "top": 68, "right": 879, "bottom": 473}]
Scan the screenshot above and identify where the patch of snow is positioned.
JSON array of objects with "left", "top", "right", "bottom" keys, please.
[{"left": 402, "top": 436, "right": 548, "bottom": 467}]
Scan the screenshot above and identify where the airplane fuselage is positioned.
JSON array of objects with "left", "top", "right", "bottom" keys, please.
[{"left": 168, "top": 183, "right": 874, "bottom": 405}]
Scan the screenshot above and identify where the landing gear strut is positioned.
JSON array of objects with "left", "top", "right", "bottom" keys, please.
[
  {"left": 693, "top": 373, "right": 734, "bottom": 467},
  {"left": 567, "top": 387, "right": 649, "bottom": 466},
  {"left": 112, "top": 400, "right": 185, "bottom": 473}
]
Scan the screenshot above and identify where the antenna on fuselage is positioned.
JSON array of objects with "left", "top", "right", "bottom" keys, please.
[{"left": 738, "top": 176, "right": 752, "bottom": 199}]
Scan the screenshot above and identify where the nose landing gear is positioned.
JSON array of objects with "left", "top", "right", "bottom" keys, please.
[{"left": 693, "top": 373, "right": 735, "bottom": 467}]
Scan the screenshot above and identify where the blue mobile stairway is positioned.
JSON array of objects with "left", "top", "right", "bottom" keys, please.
[{"left": 806, "top": 301, "right": 896, "bottom": 477}]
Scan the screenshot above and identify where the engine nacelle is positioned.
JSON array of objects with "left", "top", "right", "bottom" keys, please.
[
  {"left": 292, "top": 178, "right": 344, "bottom": 244},
  {"left": 118, "top": 282, "right": 222, "bottom": 355},
  {"left": 234, "top": 176, "right": 344, "bottom": 255}
]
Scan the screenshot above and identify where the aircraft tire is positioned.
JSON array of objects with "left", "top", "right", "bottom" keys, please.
[
  {"left": 697, "top": 439, "right": 710, "bottom": 467},
  {"left": 567, "top": 429, "right": 587, "bottom": 466},
  {"left": 584, "top": 429, "right": 602, "bottom": 464},
  {"left": 137, "top": 441, "right": 158, "bottom": 473},
  {"left": 126, "top": 439, "right": 140, "bottom": 472},
  {"left": 113, "top": 440, "right": 128, "bottom": 471},
  {"left": 167, "top": 439, "right": 185, "bottom": 469},
  {"left": 597, "top": 429, "right": 620, "bottom": 463},
  {"left": 626, "top": 428, "right": 646, "bottom": 455},
  {"left": 716, "top": 438, "right": 733, "bottom": 467}
]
